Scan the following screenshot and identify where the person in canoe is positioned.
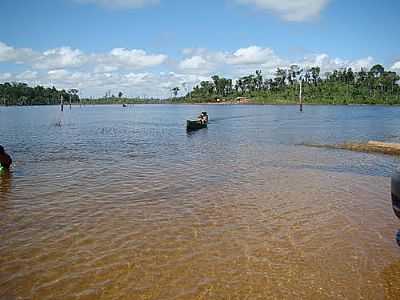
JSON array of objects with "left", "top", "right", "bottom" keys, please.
[
  {"left": 202, "top": 112, "right": 208, "bottom": 124},
  {"left": 197, "top": 112, "right": 208, "bottom": 124},
  {"left": 0, "top": 145, "right": 12, "bottom": 170},
  {"left": 197, "top": 113, "right": 204, "bottom": 123}
]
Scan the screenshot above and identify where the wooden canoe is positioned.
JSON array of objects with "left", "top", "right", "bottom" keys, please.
[{"left": 186, "top": 120, "right": 207, "bottom": 131}]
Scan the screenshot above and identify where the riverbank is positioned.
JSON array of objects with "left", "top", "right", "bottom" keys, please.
[
  {"left": 2, "top": 93, "right": 400, "bottom": 106},
  {"left": 75, "top": 93, "right": 400, "bottom": 106},
  {"left": 304, "top": 141, "right": 400, "bottom": 156},
  {"left": 2, "top": 101, "right": 400, "bottom": 107}
]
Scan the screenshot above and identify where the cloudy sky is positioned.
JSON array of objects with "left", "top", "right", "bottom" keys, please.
[{"left": 0, "top": 0, "right": 399, "bottom": 98}]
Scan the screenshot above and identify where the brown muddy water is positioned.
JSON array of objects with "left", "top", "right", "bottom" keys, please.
[{"left": 1, "top": 104, "right": 400, "bottom": 299}]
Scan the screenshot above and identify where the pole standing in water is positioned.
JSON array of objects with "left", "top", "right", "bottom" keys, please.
[{"left": 299, "top": 79, "right": 303, "bottom": 112}]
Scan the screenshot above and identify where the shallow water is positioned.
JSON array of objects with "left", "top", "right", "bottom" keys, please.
[{"left": 1, "top": 104, "right": 400, "bottom": 299}]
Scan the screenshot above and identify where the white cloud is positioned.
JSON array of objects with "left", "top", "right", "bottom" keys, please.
[
  {"left": 48, "top": 69, "right": 70, "bottom": 80},
  {"left": 177, "top": 46, "right": 285, "bottom": 77},
  {"left": 349, "top": 56, "right": 374, "bottom": 71},
  {"left": 0, "top": 73, "right": 12, "bottom": 80},
  {"left": 180, "top": 48, "right": 225, "bottom": 66},
  {"left": 96, "top": 48, "right": 167, "bottom": 69},
  {"left": 235, "top": 0, "right": 330, "bottom": 21},
  {"left": 178, "top": 55, "right": 216, "bottom": 75},
  {"left": 34, "top": 47, "right": 88, "bottom": 69},
  {"left": 75, "top": 0, "right": 159, "bottom": 9},
  {"left": 0, "top": 42, "right": 35, "bottom": 63},
  {"left": 76, "top": 0, "right": 328, "bottom": 20},
  {"left": 0, "top": 41, "right": 167, "bottom": 71},
  {"left": 177, "top": 46, "right": 282, "bottom": 78},
  {"left": 94, "top": 64, "right": 119, "bottom": 73},
  {"left": 16, "top": 70, "right": 38, "bottom": 80},
  {"left": 391, "top": 61, "right": 400, "bottom": 71},
  {"left": 179, "top": 56, "right": 207, "bottom": 70},
  {"left": 0, "top": 42, "right": 87, "bottom": 69},
  {"left": 225, "top": 46, "right": 282, "bottom": 65},
  {"left": 298, "top": 54, "right": 375, "bottom": 74},
  {"left": 0, "top": 42, "right": 18, "bottom": 62}
]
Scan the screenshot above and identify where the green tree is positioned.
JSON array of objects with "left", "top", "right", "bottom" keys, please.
[
  {"left": 171, "top": 87, "right": 180, "bottom": 97},
  {"left": 370, "top": 64, "right": 385, "bottom": 78}
]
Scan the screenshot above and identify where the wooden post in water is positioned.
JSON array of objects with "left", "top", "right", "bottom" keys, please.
[
  {"left": 299, "top": 79, "right": 303, "bottom": 112},
  {"left": 69, "top": 94, "right": 72, "bottom": 110}
]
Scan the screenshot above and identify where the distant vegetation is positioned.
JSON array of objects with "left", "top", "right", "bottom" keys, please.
[
  {"left": 79, "top": 97, "right": 161, "bottom": 105},
  {"left": 0, "top": 82, "right": 79, "bottom": 106},
  {"left": 0, "top": 83, "right": 159, "bottom": 106},
  {"left": 1, "top": 64, "right": 399, "bottom": 106},
  {"left": 79, "top": 89, "right": 161, "bottom": 104},
  {"left": 181, "top": 64, "right": 400, "bottom": 105}
]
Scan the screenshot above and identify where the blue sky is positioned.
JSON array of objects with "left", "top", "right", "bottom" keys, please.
[{"left": 0, "top": 0, "right": 399, "bottom": 97}]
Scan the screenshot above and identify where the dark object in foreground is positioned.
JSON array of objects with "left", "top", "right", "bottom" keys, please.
[
  {"left": 396, "top": 230, "right": 400, "bottom": 247},
  {"left": 187, "top": 112, "right": 208, "bottom": 131},
  {"left": 392, "top": 172, "right": 400, "bottom": 219},
  {"left": 0, "top": 145, "right": 12, "bottom": 170}
]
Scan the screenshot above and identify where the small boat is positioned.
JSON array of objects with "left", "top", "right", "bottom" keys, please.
[
  {"left": 122, "top": 104, "right": 127, "bottom": 107},
  {"left": 187, "top": 112, "right": 208, "bottom": 131},
  {"left": 187, "top": 120, "right": 207, "bottom": 131}
]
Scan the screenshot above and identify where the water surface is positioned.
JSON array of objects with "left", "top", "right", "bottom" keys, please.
[{"left": 1, "top": 104, "right": 400, "bottom": 299}]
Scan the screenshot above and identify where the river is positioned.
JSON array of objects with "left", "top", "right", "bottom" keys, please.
[{"left": 1, "top": 104, "right": 400, "bottom": 299}]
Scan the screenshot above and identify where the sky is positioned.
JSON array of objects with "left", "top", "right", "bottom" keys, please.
[{"left": 0, "top": 0, "right": 399, "bottom": 98}]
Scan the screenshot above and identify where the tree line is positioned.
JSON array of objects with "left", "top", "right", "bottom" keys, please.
[
  {"left": 2, "top": 64, "right": 400, "bottom": 106},
  {"left": 184, "top": 64, "right": 400, "bottom": 104},
  {"left": 0, "top": 82, "right": 79, "bottom": 106}
]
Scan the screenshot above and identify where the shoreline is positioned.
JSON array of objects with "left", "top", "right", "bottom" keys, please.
[
  {"left": 1, "top": 102, "right": 400, "bottom": 107},
  {"left": 303, "top": 141, "right": 400, "bottom": 156}
]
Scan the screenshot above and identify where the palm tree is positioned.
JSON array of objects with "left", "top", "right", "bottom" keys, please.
[
  {"left": 275, "top": 68, "right": 287, "bottom": 88},
  {"left": 171, "top": 87, "right": 180, "bottom": 97},
  {"left": 255, "top": 70, "right": 263, "bottom": 90}
]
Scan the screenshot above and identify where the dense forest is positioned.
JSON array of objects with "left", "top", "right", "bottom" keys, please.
[
  {"left": 182, "top": 64, "right": 400, "bottom": 105},
  {"left": 0, "top": 82, "right": 79, "bottom": 106},
  {"left": 1, "top": 64, "right": 400, "bottom": 106}
]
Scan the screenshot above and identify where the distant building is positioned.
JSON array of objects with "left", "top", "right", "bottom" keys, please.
[{"left": 236, "top": 97, "right": 250, "bottom": 103}]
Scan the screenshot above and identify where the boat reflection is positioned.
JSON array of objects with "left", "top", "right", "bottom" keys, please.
[{"left": 0, "top": 169, "right": 12, "bottom": 194}]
